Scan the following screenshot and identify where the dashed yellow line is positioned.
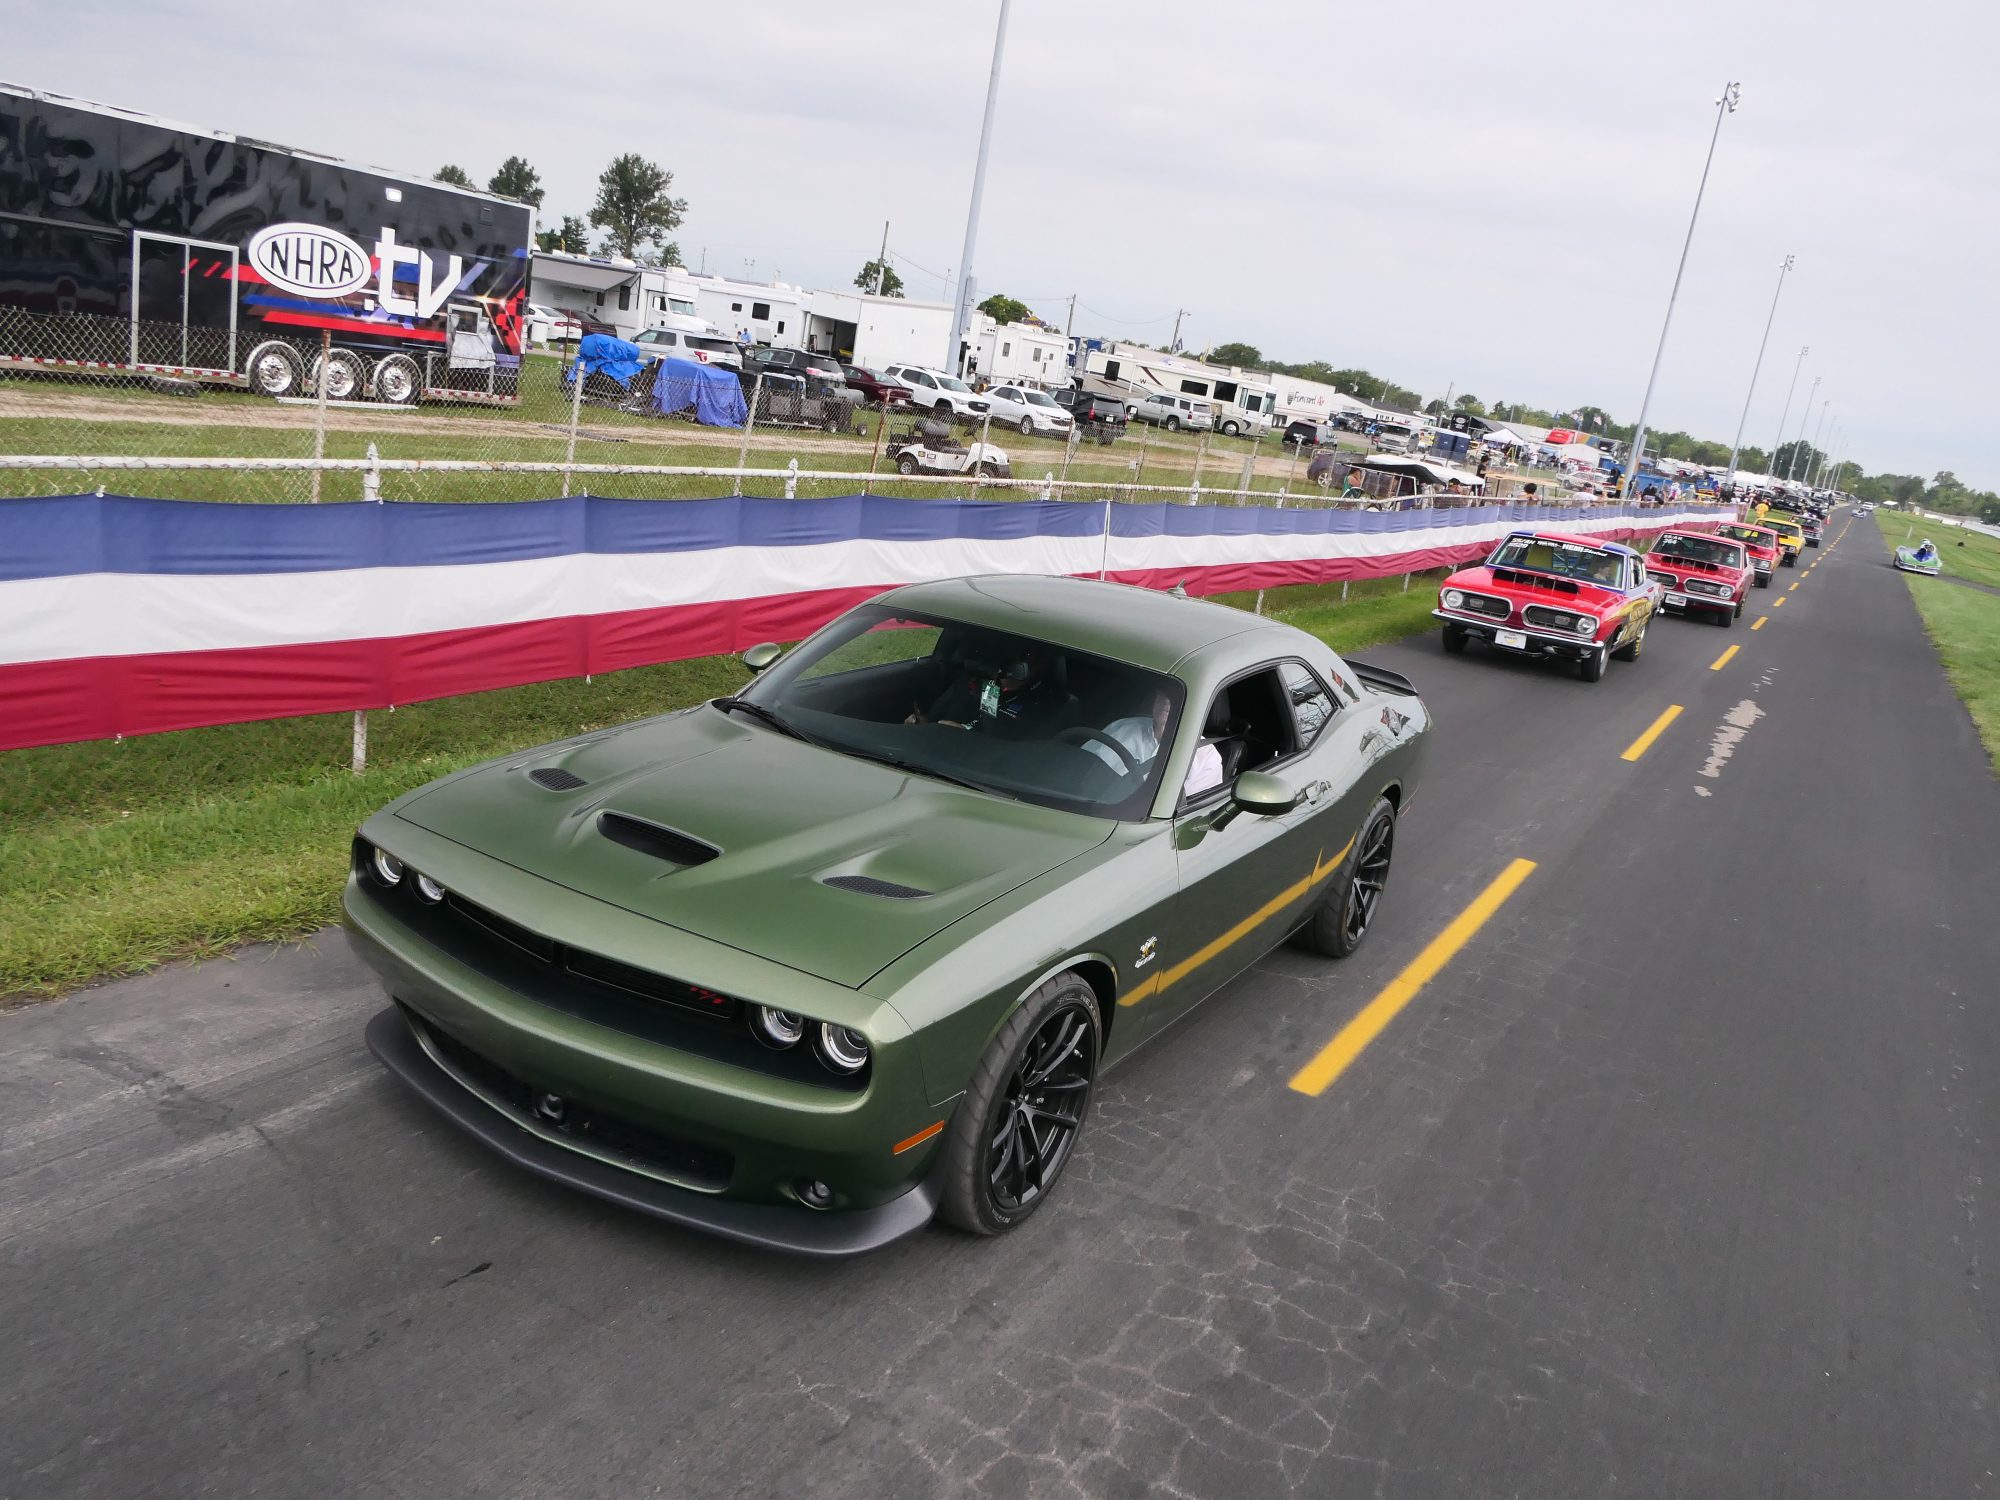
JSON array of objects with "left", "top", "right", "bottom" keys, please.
[
  {"left": 1710, "top": 644, "right": 1739, "bottom": 671},
  {"left": 1772, "top": 596, "right": 1786, "bottom": 608},
  {"left": 1288, "top": 858, "right": 1538, "bottom": 1097},
  {"left": 1620, "top": 704, "right": 1684, "bottom": 762},
  {"left": 1751, "top": 616, "right": 1768, "bottom": 631},
  {"left": 1789, "top": 581, "right": 1799, "bottom": 592}
]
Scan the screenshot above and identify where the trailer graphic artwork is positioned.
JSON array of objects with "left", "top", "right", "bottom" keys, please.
[{"left": 0, "top": 84, "right": 531, "bottom": 405}]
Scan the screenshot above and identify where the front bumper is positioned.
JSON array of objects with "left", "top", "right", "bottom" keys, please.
[
  {"left": 367, "top": 1007, "right": 938, "bottom": 1257},
  {"left": 1434, "top": 608, "right": 1603, "bottom": 659},
  {"left": 1656, "top": 587, "right": 1737, "bottom": 614}
]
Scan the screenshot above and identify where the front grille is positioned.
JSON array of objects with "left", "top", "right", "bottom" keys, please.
[
  {"left": 1685, "top": 579, "right": 1731, "bottom": 598},
  {"left": 414, "top": 1012, "right": 734, "bottom": 1191},
  {"left": 1523, "top": 605, "right": 1587, "bottom": 633},
  {"left": 1647, "top": 570, "right": 1678, "bottom": 588},
  {"left": 1457, "top": 592, "right": 1511, "bottom": 619}
]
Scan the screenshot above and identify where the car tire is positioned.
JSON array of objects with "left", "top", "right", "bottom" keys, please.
[
  {"left": 1165, "top": 416, "right": 1180, "bottom": 431},
  {"left": 1222, "top": 420, "right": 1240, "bottom": 437},
  {"left": 1755, "top": 573, "right": 1770, "bottom": 588},
  {"left": 1614, "top": 617, "right": 1646, "bottom": 661},
  {"left": 1301, "top": 796, "right": 1396, "bottom": 959},
  {"left": 1441, "top": 622, "right": 1468, "bottom": 654},
  {"left": 938, "top": 972, "right": 1101, "bottom": 1237},
  {"left": 1017, "top": 416, "right": 1034, "bottom": 436},
  {"left": 896, "top": 454, "right": 918, "bottom": 476},
  {"left": 1579, "top": 645, "right": 1607, "bottom": 682},
  {"left": 935, "top": 400, "right": 953, "bottom": 417}
]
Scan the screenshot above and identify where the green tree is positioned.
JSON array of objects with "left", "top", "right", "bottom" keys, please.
[
  {"left": 534, "top": 215, "right": 591, "bottom": 254},
  {"left": 1287, "top": 360, "right": 1341, "bottom": 385},
  {"left": 977, "top": 293, "right": 1032, "bottom": 325},
  {"left": 1770, "top": 439, "right": 1822, "bottom": 479},
  {"left": 433, "top": 164, "right": 475, "bottom": 187},
  {"left": 1208, "top": 341, "right": 1262, "bottom": 368},
  {"left": 1454, "top": 393, "right": 1486, "bottom": 416},
  {"left": 854, "top": 259, "right": 905, "bottom": 297},
  {"left": 589, "top": 154, "right": 688, "bottom": 263},
  {"left": 487, "top": 156, "right": 544, "bottom": 207}
]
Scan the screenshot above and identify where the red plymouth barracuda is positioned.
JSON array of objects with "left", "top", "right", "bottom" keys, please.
[
  {"left": 1715, "top": 521, "right": 1780, "bottom": 587},
  {"left": 1434, "top": 530, "right": 1660, "bottom": 683},
  {"left": 1643, "top": 529, "right": 1752, "bottom": 627}
]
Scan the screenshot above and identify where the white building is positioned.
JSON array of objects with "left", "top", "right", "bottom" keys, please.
[
  {"left": 1267, "top": 371, "right": 1371, "bottom": 429},
  {"left": 802, "top": 290, "right": 954, "bottom": 369},
  {"left": 528, "top": 253, "right": 708, "bottom": 340}
]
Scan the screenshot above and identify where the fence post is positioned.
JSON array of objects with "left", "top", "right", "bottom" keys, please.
[
  {"left": 1191, "top": 430, "right": 1208, "bottom": 498},
  {"left": 562, "top": 352, "right": 584, "bottom": 498},
  {"left": 1098, "top": 491, "right": 1114, "bottom": 579},
  {"left": 362, "top": 441, "right": 381, "bottom": 503},
  {"left": 734, "top": 372, "right": 765, "bottom": 497},
  {"left": 866, "top": 401, "right": 889, "bottom": 487},
  {"left": 310, "top": 329, "right": 331, "bottom": 504},
  {"left": 1133, "top": 421, "right": 1149, "bottom": 489},
  {"left": 1041, "top": 471, "right": 1054, "bottom": 501},
  {"left": 974, "top": 410, "right": 993, "bottom": 497},
  {"left": 1058, "top": 423, "right": 1078, "bottom": 484},
  {"left": 784, "top": 457, "right": 799, "bottom": 499},
  {"left": 352, "top": 709, "right": 368, "bottom": 775}
]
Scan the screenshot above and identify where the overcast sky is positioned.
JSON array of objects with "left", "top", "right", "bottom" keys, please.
[{"left": 11, "top": 0, "right": 1995, "bottom": 487}]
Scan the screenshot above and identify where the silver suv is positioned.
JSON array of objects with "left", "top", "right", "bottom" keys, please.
[{"left": 1129, "top": 393, "right": 1216, "bottom": 432}]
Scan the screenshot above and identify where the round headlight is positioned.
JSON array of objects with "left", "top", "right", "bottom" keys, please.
[
  {"left": 370, "top": 847, "right": 405, "bottom": 886},
  {"left": 815, "top": 1023, "right": 870, "bottom": 1074},
  {"left": 750, "top": 1006, "right": 806, "bottom": 1050},
  {"left": 1573, "top": 615, "right": 1597, "bottom": 635},
  {"left": 1442, "top": 589, "right": 1465, "bottom": 609},
  {"left": 413, "top": 872, "right": 446, "bottom": 904}
]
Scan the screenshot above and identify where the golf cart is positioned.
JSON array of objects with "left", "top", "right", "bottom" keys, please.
[{"left": 886, "top": 417, "right": 1012, "bottom": 478}]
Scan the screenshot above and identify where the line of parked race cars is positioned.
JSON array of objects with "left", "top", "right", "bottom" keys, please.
[{"left": 1431, "top": 491, "right": 1831, "bottom": 682}]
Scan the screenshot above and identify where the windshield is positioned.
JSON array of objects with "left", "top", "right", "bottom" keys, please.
[
  {"left": 737, "top": 606, "right": 1186, "bottom": 820},
  {"left": 1654, "top": 534, "right": 1745, "bottom": 568},
  {"left": 1719, "top": 525, "right": 1771, "bottom": 547},
  {"left": 1024, "top": 390, "right": 1059, "bottom": 408},
  {"left": 1488, "top": 536, "right": 1624, "bottom": 586}
]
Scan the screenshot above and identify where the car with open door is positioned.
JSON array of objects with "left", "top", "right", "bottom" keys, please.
[{"left": 347, "top": 576, "right": 1430, "bottom": 1255}]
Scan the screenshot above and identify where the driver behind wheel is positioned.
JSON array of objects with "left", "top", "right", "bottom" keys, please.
[{"left": 1082, "top": 688, "right": 1222, "bottom": 795}]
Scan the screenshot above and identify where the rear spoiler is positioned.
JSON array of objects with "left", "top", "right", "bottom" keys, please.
[{"left": 1348, "top": 659, "right": 1419, "bottom": 698}]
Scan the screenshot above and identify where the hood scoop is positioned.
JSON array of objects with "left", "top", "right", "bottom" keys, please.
[
  {"left": 530, "top": 767, "right": 588, "bottom": 791},
  {"left": 1489, "top": 566, "right": 1582, "bottom": 596},
  {"left": 597, "top": 812, "right": 718, "bottom": 869},
  {"left": 821, "top": 874, "right": 935, "bottom": 900}
]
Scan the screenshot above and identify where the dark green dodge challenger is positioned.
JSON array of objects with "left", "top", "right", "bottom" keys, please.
[{"left": 348, "top": 576, "right": 1430, "bottom": 1255}]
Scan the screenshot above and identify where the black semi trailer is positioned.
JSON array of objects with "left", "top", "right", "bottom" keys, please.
[{"left": 0, "top": 83, "right": 532, "bottom": 404}]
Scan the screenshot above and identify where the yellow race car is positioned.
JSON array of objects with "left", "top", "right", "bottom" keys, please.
[{"left": 1760, "top": 515, "right": 1806, "bottom": 566}]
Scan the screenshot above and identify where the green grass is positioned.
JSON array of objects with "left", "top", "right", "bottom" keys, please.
[
  {"left": 1873, "top": 512, "right": 2000, "bottom": 774},
  {"left": 0, "top": 578, "right": 1441, "bottom": 1003},
  {"left": 1872, "top": 510, "right": 2000, "bottom": 590}
]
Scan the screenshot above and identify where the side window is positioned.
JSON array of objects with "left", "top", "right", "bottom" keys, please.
[
  {"left": 1183, "top": 668, "right": 1296, "bottom": 805},
  {"left": 1279, "top": 662, "right": 1334, "bottom": 748},
  {"left": 752, "top": 301, "right": 772, "bottom": 320}
]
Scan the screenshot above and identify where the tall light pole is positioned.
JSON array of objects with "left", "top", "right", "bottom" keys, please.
[
  {"left": 1769, "top": 345, "right": 1808, "bottom": 479},
  {"left": 1621, "top": 81, "right": 1741, "bottom": 498},
  {"left": 1806, "top": 404, "right": 1833, "bottom": 486},
  {"left": 1784, "top": 374, "right": 1821, "bottom": 481},
  {"left": 944, "top": 0, "right": 1011, "bottom": 374},
  {"left": 1726, "top": 254, "right": 1793, "bottom": 483}
]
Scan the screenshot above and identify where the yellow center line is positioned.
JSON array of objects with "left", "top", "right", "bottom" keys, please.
[
  {"left": 1789, "top": 581, "right": 1799, "bottom": 591},
  {"left": 1772, "top": 596, "right": 1786, "bottom": 608},
  {"left": 1710, "top": 644, "right": 1739, "bottom": 671},
  {"left": 1620, "top": 704, "right": 1684, "bottom": 762},
  {"left": 1751, "top": 616, "right": 1767, "bottom": 630},
  {"left": 1289, "top": 858, "right": 1537, "bottom": 1097}
]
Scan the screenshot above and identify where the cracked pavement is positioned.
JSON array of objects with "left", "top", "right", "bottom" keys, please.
[{"left": 4, "top": 516, "right": 1997, "bottom": 1497}]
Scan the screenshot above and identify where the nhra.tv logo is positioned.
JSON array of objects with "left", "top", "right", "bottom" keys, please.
[{"left": 245, "top": 222, "right": 464, "bottom": 321}]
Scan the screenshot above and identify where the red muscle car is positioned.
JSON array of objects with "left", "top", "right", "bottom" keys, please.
[
  {"left": 1434, "top": 530, "right": 1660, "bottom": 683},
  {"left": 1643, "top": 529, "right": 1752, "bottom": 627},
  {"left": 1714, "top": 521, "right": 1780, "bottom": 587}
]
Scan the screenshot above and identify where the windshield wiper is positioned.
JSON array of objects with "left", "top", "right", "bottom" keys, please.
[
  {"left": 840, "top": 746, "right": 1017, "bottom": 799},
  {"left": 712, "top": 697, "right": 821, "bottom": 745}
]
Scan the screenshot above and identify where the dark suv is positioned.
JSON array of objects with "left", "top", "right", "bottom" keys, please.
[
  {"left": 1052, "top": 388, "right": 1129, "bottom": 443},
  {"left": 744, "top": 346, "right": 859, "bottom": 403}
]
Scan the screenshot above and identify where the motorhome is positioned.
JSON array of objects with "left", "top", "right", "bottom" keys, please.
[
  {"left": 691, "top": 276, "right": 809, "bottom": 351},
  {"left": 528, "top": 253, "right": 713, "bottom": 343},
  {"left": 972, "top": 317, "right": 1067, "bottom": 386},
  {"left": 1268, "top": 371, "right": 1371, "bottom": 431},
  {"left": 0, "top": 82, "right": 531, "bottom": 404},
  {"left": 1076, "top": 342, "right": 1275, "bottom": 436}
]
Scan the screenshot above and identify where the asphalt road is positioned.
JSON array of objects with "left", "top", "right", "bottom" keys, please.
[{"left": 5, "top": 512, "right": 1998, "bottom": 1498}]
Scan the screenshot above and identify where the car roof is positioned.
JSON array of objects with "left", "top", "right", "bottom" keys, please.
[
  {"left": 874, "top": 575, "right": 1285, "bottom": 674},
  {"left": 1507, "top": 529, "right": 1639, "bottom": 559}
]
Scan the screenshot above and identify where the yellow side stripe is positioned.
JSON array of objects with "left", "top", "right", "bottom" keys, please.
[{"left": 1289, "top": 858, "right": 1537, "bottom": 1096}]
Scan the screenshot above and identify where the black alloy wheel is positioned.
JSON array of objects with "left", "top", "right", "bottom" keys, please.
[
  {"left": 1301, "top": 796, "right": 1396, "bottom": 958},
  {"left": 940, "top": 974, "right": 1100, "bottom": 1235}
]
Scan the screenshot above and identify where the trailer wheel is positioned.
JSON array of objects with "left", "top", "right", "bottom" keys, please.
[
  {"left": 310, "top": 350, "right": 365, "bottom": 402},
  {"left": 247, "top": 341, "right": 304, "bottom": 398},
  {"left": 372, "top": 355, "right": 420, "bottom": 405}
]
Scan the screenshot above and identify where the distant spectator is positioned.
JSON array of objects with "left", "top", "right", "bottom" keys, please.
[{"left": 1522, "top": 482, "right": 1539, "bottom": 503}]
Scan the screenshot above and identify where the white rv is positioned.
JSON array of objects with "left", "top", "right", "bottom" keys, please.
[
  {"left": 1077, "top": 343, "right": 1275, "bottom": 436},
  {"left": 1268, "top": 372, "right": 1371, "bottom": 430},
  {"left": 802, "top": 291, "right": 954, "bottom": 369},
  {"left": 528, "top": 253, "right": 713, "bottom": 341},
  {"left": 691, "top": 277, "right": 810, "bottom": 351},
  {"left": 973, "top": 318, "right": 1068, "bottom": 386}
]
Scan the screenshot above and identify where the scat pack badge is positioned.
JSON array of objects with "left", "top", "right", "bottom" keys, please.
[{"left": 1135, "top": 935, "right": 1157, "bottom": 970}]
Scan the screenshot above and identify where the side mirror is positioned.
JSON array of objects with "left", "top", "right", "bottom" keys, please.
[
  {"left": 741, "top": 642, "right": 783, "bottom": 673},
  {"left": 1233, "top": 771, "right": 1304, "bottom": 817}
]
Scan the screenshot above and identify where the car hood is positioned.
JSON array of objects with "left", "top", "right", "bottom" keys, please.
[
  {"left": 397, "top": 707, "right": 1112, "bottom": 988},
  {"left": 1444, "top": 564, "right": 1626, "bottom": 612}
]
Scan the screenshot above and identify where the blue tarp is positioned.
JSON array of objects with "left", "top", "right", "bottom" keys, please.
[
  {"left": 651, "top": 356, "right": 749, "bottom": 427},
  {"left": 565, "top": 333, "right": 644, "bottom": 389}
]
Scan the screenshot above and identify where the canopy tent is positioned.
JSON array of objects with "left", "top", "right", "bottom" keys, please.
[{"left": 1480, "top": 426, "right": 1528, "bottom": 448}]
